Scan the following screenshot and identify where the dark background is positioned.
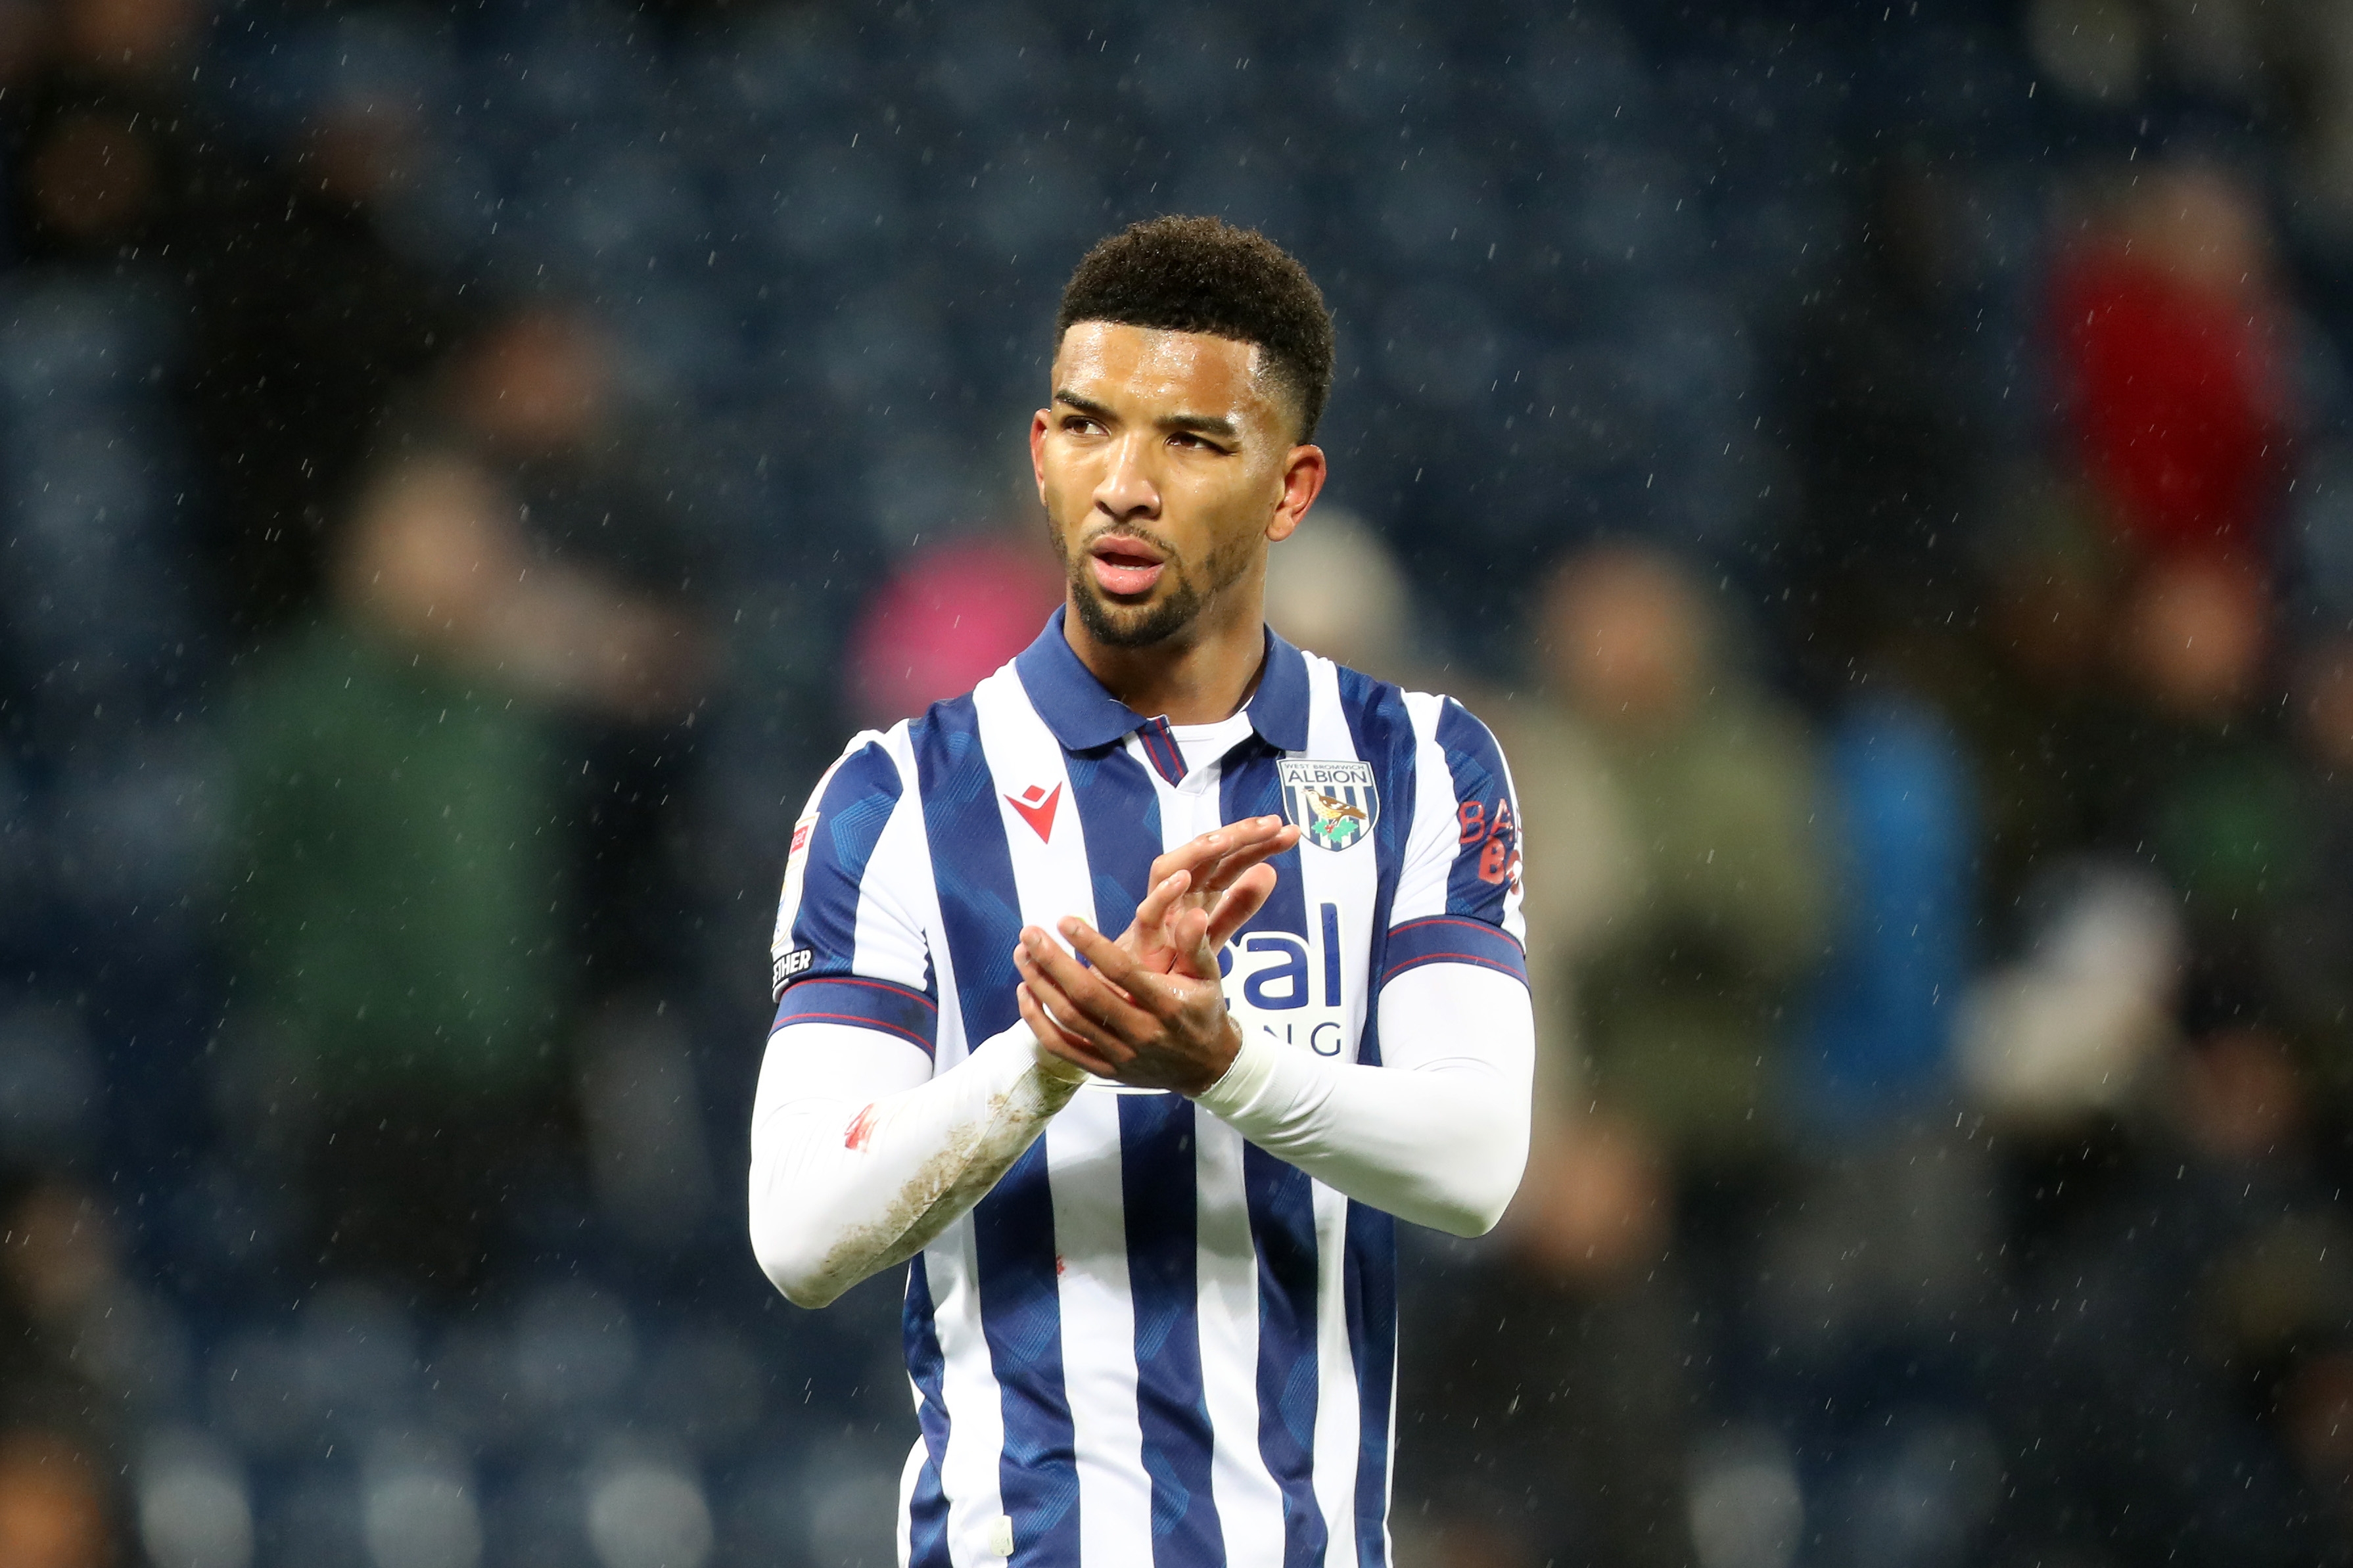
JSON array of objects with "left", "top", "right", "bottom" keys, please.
[{"left": 5, "top": 0, "right": 2353, "bottom": 1565}]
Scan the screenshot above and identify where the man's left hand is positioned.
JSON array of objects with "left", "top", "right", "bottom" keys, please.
[{"left": 1013, "top": 913, "right": 1241, "bottom": 1095}]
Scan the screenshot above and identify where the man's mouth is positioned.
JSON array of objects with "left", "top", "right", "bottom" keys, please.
[{"left": 1087, "top": 536, "right": 1167, "bottom": 598}]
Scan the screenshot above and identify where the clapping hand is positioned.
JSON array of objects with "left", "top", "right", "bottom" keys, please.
[
  {"left": 1118, "top": 814, "right": 1299, "bottom": 978},
  {"left": 1012, "top": 814, "right": 1299, "bottom": 1092}
]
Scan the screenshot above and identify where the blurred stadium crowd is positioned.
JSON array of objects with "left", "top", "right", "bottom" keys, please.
[{"left": 5, "top": 0, "right": 2353, "bottom": 1563}]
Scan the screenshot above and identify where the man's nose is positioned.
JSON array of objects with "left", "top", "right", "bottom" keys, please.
[{"left": 1094, "top": 431, "right": 1161, "bottom": 520}]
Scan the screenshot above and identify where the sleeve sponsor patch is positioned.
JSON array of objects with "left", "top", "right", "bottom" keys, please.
[
  {"left": 1458, "top": 795, "right": 1521, "bottom": 889},
  {"left": 771, "top": 946, "right": 814, "bottom": 999}
]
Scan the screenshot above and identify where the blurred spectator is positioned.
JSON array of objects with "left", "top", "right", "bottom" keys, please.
[
  {"left": 1962, "top": 551, "right": 2304, "bottom": 1293},
  {"left": 1795, "top": 691, "right": 1976, "bottom": 1131},
  {"left": 1941, "top": 500, "right": 2302, "bottom": 956},
  {"left": 0, "top": 1168, "right": 127, "bottom": 1565},
  {"left": 2105, "top": 555, "right": 2311, "bottom": 1017},
  {"left": 1263, "top": 504, "right": 1422, "bottom": 683},
  {"left": 2047, "top": 161, "right": 2295, "bottom": 565},
  {"left": 0, "top": 1429, "right": 108, "bottom": 1568},
  {"left": 1522, "top": 547, "right": 1846, "bottom": 1563},
  {"left": 841, "top": 473, "right": 1060, "bottom": 728},
  {"left": 1527, "top": 545, "right": 1830, "bottom": 1168},
  {"left": 226, "top": 305, "right": 712, "bottom": 1293},
  {"left": 1957, "top": 860, "right": 2183, "bottom": 1125},
  {"left": 2, "top": 1172, "right": 110, "bottom": 1450},
  {"left": 347, "top": 309, "right": 711, "bottom": 720},
  {"left": 1917, "top": 485, "right": 2137, "bottom": 946},
  {"left": 1403, "top": 545, "right": 1829, "bottom": 1568},
  {"left": 1, "top": 0, "right": 461, "bottom": 641}
]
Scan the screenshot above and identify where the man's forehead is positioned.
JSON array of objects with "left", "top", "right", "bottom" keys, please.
[{"left": 1054, "top": 321, "right": 1269, "bottom": 406}]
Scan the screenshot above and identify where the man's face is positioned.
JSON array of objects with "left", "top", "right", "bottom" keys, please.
[{"left": 1032, "top": 321, "right": 1319, "bottom": 650}]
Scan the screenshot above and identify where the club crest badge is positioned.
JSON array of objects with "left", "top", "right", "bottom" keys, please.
[{"left": 1278, "top": 758, "right": 1379, "bottom": 852}]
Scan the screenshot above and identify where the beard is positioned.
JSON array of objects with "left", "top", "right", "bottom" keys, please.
[
  {"left": 1072, "top": 572, "right": 1203, "bottom": 648},
  {"left": 1053, "top": 519, "right": 1255, "bottom": 650}
]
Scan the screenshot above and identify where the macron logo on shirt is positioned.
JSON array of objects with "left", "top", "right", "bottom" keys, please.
[{"left": 1005, "top": 782, "right": 1061, "bottom": 842}]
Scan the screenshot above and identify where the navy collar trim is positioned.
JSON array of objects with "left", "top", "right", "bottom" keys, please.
[{"left": 1013, "top": 607, "right": 1313, "bottom": 755}]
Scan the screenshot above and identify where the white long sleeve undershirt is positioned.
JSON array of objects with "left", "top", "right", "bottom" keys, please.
[{"left": 748, "top": 961, "right": 1532, "bottom": 1309}]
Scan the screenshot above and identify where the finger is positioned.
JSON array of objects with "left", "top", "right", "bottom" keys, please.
[
  {"left": 1146, "top": 825, "right": 1245, "bottom": 892},
  {"left": 1018, "top": 929, "right": 1158, "bottom": 1038},
  {"left": 1194, "top": 818, "right": 1299, "bottom": 896},
  {"left": 1017, "top": 983, "right": 1118, "bottom": 1078},
  {"left": 1016, "top": 921, "right": 1136, "bottom": 999},
  {"left": 1155, "top": 816, "right": 1282, "bottom": 898},
  {"left": 1017, "top": 959, "right": 1137, "bottom": 1064},
  {"left": 1192, "top": 814, "right": 1278, "bottom": 879},
  {"left": 1060, "top": 916, "right": 1163, "bottom": 1002},
  {"left": 1180, "top": 901, "right": 1222, "bottom": 979},
  {"left": 1168, "top": 906, "right": 1216, "bottom": 977},
  {"left": 1130, "top": 869, "right": 1192, "bottom": 942},
  {"left": 1202, "top": 862, "right": 1280, "bottom": 950}
]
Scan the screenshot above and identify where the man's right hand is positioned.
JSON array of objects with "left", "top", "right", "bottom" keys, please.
[{"left": 1015, "top": 815, "right": 1298, "bottom": 1084}]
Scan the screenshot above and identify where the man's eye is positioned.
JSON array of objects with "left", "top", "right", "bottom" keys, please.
[{"left": 1063, "top": 417, "right": 1104, "bottom": 435}]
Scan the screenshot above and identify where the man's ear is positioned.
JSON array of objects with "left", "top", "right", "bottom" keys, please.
[{"left": 1266, "top": 443, "right": 1326, "bottom": 543}]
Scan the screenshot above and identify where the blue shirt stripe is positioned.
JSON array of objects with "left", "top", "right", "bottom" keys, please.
[
  {"left": 1120, "top": 1093, "right": 1222, "bottom": 1561},
  {"left": 1246, "top": 1143, "right": 1325, "bottom": 1568},
  {"left": 904, "top": 1256, "right": 954, "bottom": 1568},
  {"left": 788, "top": 739, "right": 906, "bottom": 983},
  {"left": 1432, "top": 699, "right": 1518, "bottom": 927},
  {"left": 1342, "top": 1202, "right": 1397, "bottom": 1568},
  {"left": 913, "top": 695, "right": 1083, "bottom": 1567},
  {"left": 1066, "top": 747, "right": 1161, "bottom": 938}
]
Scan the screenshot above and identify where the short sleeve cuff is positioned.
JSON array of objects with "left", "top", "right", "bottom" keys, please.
[
  {"left": 1380, "top": 915, "right": 1527, "bottom": 990},
  {"left": 771, "top": 977, "right": 939, "bottom": 1057}
]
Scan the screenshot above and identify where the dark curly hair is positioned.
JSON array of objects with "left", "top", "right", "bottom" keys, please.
[{"left": 1055, "top": 216, "right": 1336, "bottom": 441}]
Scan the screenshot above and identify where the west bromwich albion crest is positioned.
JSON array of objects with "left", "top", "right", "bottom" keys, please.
[{"left": 1278, "top": 758, "right": 1379, "bottom": 851}]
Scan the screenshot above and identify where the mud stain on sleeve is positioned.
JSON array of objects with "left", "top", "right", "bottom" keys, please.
[{"left": 805, "top": 1063, "right": 1084, "bottom": 1302}]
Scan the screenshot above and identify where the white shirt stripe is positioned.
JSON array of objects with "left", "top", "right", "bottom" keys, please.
[{"left": 971, "top": 670, "right": 1155, "bottom": 1568}]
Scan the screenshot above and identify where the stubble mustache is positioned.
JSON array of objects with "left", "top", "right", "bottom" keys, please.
[{"left": 1048, "top": 517, "right": 1256, "bottom": 651}]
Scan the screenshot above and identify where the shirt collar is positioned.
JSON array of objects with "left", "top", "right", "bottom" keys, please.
[{"left": 1013, "top": 607, "right": 1312, "bottom": 755}]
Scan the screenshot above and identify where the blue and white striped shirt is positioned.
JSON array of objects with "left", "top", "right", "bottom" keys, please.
[{"left": 768, "top": 611, "right": 1525, "bottom": 1568}]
